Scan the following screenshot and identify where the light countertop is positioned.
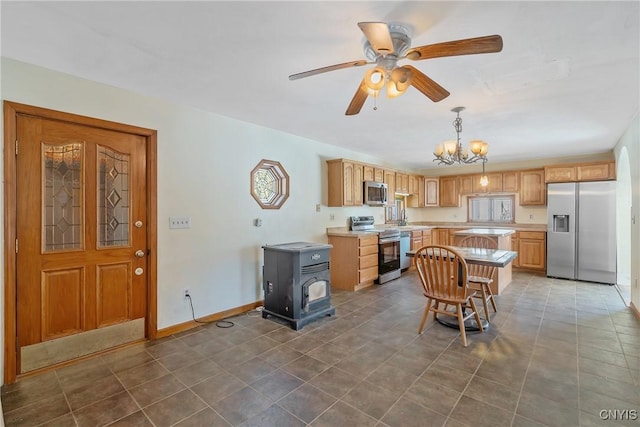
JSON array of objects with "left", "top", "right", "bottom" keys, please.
[{"left": 453, "top": 228, "right": 516, "bottom": 236}]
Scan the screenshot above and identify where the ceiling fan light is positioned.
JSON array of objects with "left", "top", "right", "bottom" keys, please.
[
  {"left": 386, "top": 81, "right": 406, "bottom": 98},
  {"left": 480, "top": 142, "right": 489, "bottom": 156},
  {"left": 434, "top": 144, "right": 444, "bottom": 156},
  {"left": 364, "top": 67, "right": 386, "bottom": 91},
  {"left": 390, "top": 67, "right": 413, "bottom": 91},
  {"left": 480, "top": 174, "right": 489, "bottom": 187}
]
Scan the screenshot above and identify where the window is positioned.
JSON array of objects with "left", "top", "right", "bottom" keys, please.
[
  {"left": 468, "top": 195, "right": 515, "bottom": 223},
  {"left": 250, "top": 159, "right": 289, "bottom": 209}
]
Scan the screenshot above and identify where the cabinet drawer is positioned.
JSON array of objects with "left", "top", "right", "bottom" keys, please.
[
  {"left": 518, "top": 231, "right": 545, "bottom": 240},
  {"left": 359, "top": 244, "right": 378, "bottom": 256},
  {"left": 411, "top": 230, "right": 423, "bottom": 239},
  {"left": 359, "top": 266, "right": 378, "bottom": 282},
  {"left": 359, "top": 253, "right": 378, "bottom": 269},
  {"left": 359, "top": 235, "right": 379, "bottom": 247}
]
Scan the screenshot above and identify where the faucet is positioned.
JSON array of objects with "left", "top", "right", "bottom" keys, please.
[{"left": 398, "top": 210, "right": 407, "bottom": 226}]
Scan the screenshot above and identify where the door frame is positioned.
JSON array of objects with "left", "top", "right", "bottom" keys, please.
[{"left": 3, "top": 101, "right": 158, "bottom": 384}]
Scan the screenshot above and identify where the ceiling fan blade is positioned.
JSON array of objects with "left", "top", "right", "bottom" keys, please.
[
  {"left": 289, "top": 60, "right": 369, "bottom": 80},
  {"left": 403, "top": 65, "right": 450, "bottom": 102},
  {"left": 345, "top": 80, "right": 369, "bottom": 116},
  {"left": 405, "top": 35, "right": 503, "bottom": 60},
  {"left": 358, "top": 22, "right": 395, "bottom": 55}
]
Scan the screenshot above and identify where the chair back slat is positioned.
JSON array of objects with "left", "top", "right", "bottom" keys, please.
[
  {"left": 414, "top": 245, "right": 469, "bottom": 301},
  {"left": 457, "top": 235, "right": 497, "bottom": 280}
]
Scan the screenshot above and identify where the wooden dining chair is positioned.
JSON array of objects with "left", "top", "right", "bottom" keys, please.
[
  {"left": 457, "top": 235, "right": 498, "bottom": 322},
  {"left": 414, "top": 245, "right": 484, "bottom": 347}
]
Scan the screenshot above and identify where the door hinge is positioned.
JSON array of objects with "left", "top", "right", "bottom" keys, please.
[
  {"left": 15, "top": 239, "right": 18, "bottom": 253},
  {"left": 15, "top": 140, "right": 18, "bottom": 156}
]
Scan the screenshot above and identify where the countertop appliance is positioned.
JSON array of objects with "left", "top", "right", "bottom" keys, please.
[
  {"left": 261, "top": 242, "right": 336, "bottom": 330},
  {"left": 349, "top": 216, "right": 401, "bottom": 284},
  {"left": 547, "top": 181, "right": 617, "bottom": 284},
  {"left": 363, "top": 181, "right": 388, "bottom": 206}
]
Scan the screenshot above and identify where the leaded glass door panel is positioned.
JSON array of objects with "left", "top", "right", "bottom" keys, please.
[{"left": 16, "top": 115, "right": 147, "bottom": 373}]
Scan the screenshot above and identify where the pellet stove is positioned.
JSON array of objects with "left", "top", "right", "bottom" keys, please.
[{"left": 261, "top": 242, "right": 335, "bottom": 330}]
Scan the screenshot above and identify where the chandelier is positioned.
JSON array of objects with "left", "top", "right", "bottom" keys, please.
[{"left": 433, "top": 107, "right": 488, "bottom": 165}]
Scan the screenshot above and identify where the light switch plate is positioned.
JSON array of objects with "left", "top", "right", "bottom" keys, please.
[{"left": 169, "top": 217, "right": 191, "bottom": 229}]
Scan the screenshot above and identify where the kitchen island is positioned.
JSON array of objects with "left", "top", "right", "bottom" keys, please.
[{"left": 453, "top": 228, "right": 516, "bottom": 294}]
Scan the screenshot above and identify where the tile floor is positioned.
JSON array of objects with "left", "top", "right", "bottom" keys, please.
[{"left": 2, "top": 271, "right": 639, "bottom": 427}]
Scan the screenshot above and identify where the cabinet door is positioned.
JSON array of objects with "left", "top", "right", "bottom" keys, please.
[
  {"left": 577, "top": 162, "right": 615, "bottom": 181},
  {"left": 384, "top": 170, "right": 396, "bottom": 201},
  {"left": 439, "top": 176, "right": 460, "bottom": 207},
  {"left": 545, "top": 166, "right": 576, "bottom": 183},
  {"left": 363, "top": 165, "right": 374, "bottom": 182},
  {"left": 425, "top": 178, "right": 439, "bottom": 206},
  {"left": 502, "top": 171, "right": 519, "bottom": 192},
  {"left": 408, "top": 175, "right": 420, "bottom": 195},
  {"left": 374, "top": 168, "right": 384, "bottom": 182},
  {"left": 411, "top": 231, "right": 423, "bottom": 250},
  {"left": 353, "top": 163, "right": 364, "bottom": 205},
  {"left": 519, "top": 169, "right": 546, "bottom": 205},
  {"left": 518, "top": 237, "right": 546, "bottom": 270},
  {"left": 422, "top": 233, "right": 432, "bottom": 247},
  {"left": 342, "top": 162, "right": 355, "bottom": 206},
  {"left": 459, "top": 175, "right": 474, "bottom": 195},
  {"left": 511, "top": 233, "right": 519, "bottom": 268}
]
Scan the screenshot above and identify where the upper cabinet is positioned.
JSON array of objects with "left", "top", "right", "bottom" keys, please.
[
  {"left": 327, "top": 159, "right": 364, "bottom": 207},
  {"left": 408, "top": 175, "right": 420, "bottom": 195},
  {"left": 425, "top": 177, "right": 439, "bottom": 207},
  {"left": 502, "top": 171, "right": 519, "bottom": 192},
  {"left": 545, "top": 161, "right": 615, "bottom": 183},
  {"left": 520, "top": 169, "right": 546, "bottom": 205},
  {"left": 363, "top": 165, "right": 374, "bottom": 182},
  {"left": 396, "top": 172, "right": 409, "bottom": 195},
  {"left": 383, "top": 169, "right": 396, "bottom": 203},
  {"left": 439, "top": 176, "right": 460, "bottom": 207}
]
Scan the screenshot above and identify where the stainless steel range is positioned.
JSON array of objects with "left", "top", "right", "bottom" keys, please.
[{"left": 349, "top": 216, "right": 401, "bottom": 284}]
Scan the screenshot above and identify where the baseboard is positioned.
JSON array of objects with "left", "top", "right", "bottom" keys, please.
[
  {"left": 156, "top": 300, "right": 263, "bottom": 338},
  {"left": 631, "top": 301, "right": 640, "bottom": 320}
]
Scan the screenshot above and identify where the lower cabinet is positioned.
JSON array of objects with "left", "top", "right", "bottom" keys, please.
[
  {"left": 514, "top": 231, "right": 546, "bottom": 271},
  {"left": 328, "top": 234, "right": 378, "bottom": 291}
]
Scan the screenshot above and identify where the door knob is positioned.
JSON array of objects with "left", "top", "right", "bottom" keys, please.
[{"left": 135, "top": 250, "right": 145, "bottom": 258}]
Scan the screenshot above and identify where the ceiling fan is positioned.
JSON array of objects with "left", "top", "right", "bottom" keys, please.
[{"left": 289, "top": 22, "right": 503, "bottom": 115}]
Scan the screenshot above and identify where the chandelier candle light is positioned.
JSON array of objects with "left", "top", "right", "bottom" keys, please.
[{"left": 433, "top": 107, "right": 488, "bottom": 165}]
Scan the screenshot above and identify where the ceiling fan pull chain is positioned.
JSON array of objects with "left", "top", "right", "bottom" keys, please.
[{"left": 373, "top": 92, "right": 378, "bottom": 111}]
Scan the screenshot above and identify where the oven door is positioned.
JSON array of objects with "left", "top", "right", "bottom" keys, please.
[{"left": 378, "top": 237, "right": 401, "bottom": 275}]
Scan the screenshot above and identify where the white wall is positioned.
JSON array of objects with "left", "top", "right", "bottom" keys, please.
[
  {"left": 614, "top": 115, "right": 640, "bottom": 310},
  {"left": 0, "top": 58, "right": 407, "bottom": 376}
]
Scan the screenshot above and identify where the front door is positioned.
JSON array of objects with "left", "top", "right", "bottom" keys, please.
[{"left": 8, "top": 103, "right": 156, "bottom": 376}]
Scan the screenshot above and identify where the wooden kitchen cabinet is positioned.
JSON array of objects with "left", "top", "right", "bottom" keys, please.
[
  {"left": 439, "top": 176, "right": 460, "bottom": 207},
  {"left": 425, "top": 177, "right": 439, "bottom": 207},
  {"left": 396, "top": 172, "right": 409, "bottom": 195},
  {"left": 471, "top": 172, "right": 503, "bottom": 193},
  {"left": 577, "top": 161, "right": 615, "bottom": 181},
  {"left": 327, "top": 159, "right": 364, "bottom": 207},
  {"left": 374, "top": 168, "right": 385, "bottom": 182},
  {"left": 328, "top": 234, "right": 378, "bottom": 291},
  {"left": 502, "top": 171, "right": 519, "bottom": 192},
  {"left": 511, "top": 232, "right": 520, "bottom": 268},
  {"left": 545, "top": 161, "right": 615, "bottom": 183},
  {"left": 515, "top": 231, "right": 546, "bottom": 271},
  {"left": 363, "top": 165, "right": 374, "bottom": 182},
  {"left": 459, "top": 175, "right": 474, "bottom": 195},
  {"left": 519, "top": 169, "right": 546, "bottom": 206},
  {"left": 432, "top": 228, "right": 451, "bottom": 245},
  {"left": 545, "top": 166, "right": 576, "bottom": 183},
  {"left": 411, "top": 230, "right": 423, "bottom": 250},
  {"left": 384, "top": 170, "right": 396, "bottom": 202},
  {"left": 408, "top": 175, "right": 421, "bottom": 195}
]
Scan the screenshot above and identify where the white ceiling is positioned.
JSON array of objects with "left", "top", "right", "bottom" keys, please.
[{"left": 2, "top": 1, "right": 639, "bottom": 171}]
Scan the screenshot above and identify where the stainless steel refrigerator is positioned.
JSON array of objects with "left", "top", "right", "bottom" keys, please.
[{"left": 546, "top": 181, "right": 616, "bottom": 284}]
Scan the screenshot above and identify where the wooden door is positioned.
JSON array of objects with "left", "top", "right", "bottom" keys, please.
[{"left": 12, "top": 108, "right": 152, "bottom": 375}]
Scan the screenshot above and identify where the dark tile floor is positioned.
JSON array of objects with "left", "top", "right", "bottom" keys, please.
[{"left": 2, "top": 271, "right": 639, "bottom": 426}]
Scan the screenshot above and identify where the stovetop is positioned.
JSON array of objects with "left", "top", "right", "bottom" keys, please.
[{"left": 349, "top": 216, "right": 400, "bottom": 238}]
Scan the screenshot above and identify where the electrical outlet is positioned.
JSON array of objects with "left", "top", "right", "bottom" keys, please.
[
  {"left": 170, "top": 217, "right": 191, "bottom": 229},
  {"left": 330, "top": 214, "right": 335, "bottom": 221},
  {"left": 316, "top": 204, "right": 321, "bottom": 212}
]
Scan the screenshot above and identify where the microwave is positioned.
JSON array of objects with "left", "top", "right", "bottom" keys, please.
[{"left": 364, "top": 181, "right": 388, "bottom": 205}]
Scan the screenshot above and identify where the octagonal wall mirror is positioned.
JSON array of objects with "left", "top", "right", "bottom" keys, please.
[{"left": 250, "top": 159, "right": 289, "bottom": 209}]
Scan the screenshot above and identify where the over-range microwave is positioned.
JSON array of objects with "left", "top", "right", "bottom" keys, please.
[{"left": 364, "top": 181, "right": 388, "bottom": 205}]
